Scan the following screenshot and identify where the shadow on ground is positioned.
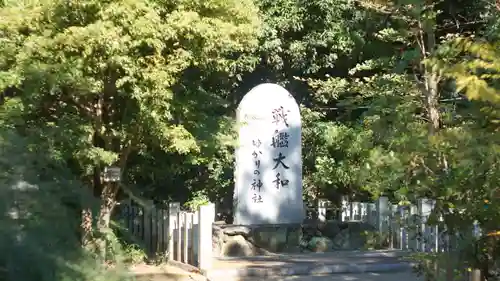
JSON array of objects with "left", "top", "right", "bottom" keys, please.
[
  {"left": 235, "top": 272, "right": 424, "bottom": 281},
  {"left": 207, "top": 250, "right": 414, "bottom": 277},
  {"left": 133, "top": 271, "right": 423, "bottom": 281}
]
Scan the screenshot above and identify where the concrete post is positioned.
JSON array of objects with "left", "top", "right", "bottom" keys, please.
[
  {"left": 417, "top": 198, "right": 434, "bottom": 252},
  {"left": 168, "top": 202, "right": 180, "bottom": 261},
  {"left": 340, "top": 196, "right": 349, "bottom": 222},
  {"left": 183, "top": 212, "right": 189, "bottom": 263},
  {"left": 198, "top": 203, "right": 215, "bottom": 272},
  {"left": 376, "top": 196, "right": 389, "bottom": 234},
  {"left": 317, "top": 199, "right": 329, "bottom": 222},
  {"left": 367, "top": 203, "right": 376, "bottom": 227}
]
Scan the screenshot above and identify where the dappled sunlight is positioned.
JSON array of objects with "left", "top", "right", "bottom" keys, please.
[
  {"left": 0, "top": 127, "right": 128, "bottom": 281},
  {"left": 247, "top": 272, "right": 423, "bottom": 281},
  {"left": 1, "top": 0, "right": 499, "bottom": 280},
  {"left": 208, "top": 250, "right": 415, "bottom": 281}
]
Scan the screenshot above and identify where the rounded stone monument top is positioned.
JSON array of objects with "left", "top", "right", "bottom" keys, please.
[{"left": 234, "top": 83, "right": 303, "bottom": 225}]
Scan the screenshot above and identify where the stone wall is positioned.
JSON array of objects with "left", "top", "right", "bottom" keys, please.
[{"left": 212, "top": 220, "right": 377, "bottom": 257}]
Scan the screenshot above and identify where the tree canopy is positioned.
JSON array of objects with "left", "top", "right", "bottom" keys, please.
[{"left": 0, "top": 0, "right": 499, "bottom": 279}]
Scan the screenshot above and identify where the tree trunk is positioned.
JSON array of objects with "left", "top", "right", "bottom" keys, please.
[
  {"left": 95, "top": 181, "right": 119, "bottom": 260},
  {"left": 81, "top": 69, "right": 132, "bottom": 260},
  {"left": 94, "top": 143, "right": 132, "bottom": 260},
  {"left": 97, "top": 183, "right": 118, "bottom": 231},
  {"left": 419, "top": 9, "right": 441, "bottom": 136},
  {"left": 425, "top": 73, "right": 440, "bottom": 135},
  {"left": 81, "top": 208, "right": 94, "bottom": 247}
]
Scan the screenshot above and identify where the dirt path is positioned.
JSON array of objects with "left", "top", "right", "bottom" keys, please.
[{"left": 130, "top": 264, "right": 207, "bottom": 281}]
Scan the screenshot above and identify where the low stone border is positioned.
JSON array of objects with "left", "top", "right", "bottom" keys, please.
[
  {"left": 127, "top": 262, "right": 207, "bottom": 281},
  {"left": 205, "top": 261, "right": 416, "bottom": 279},
  {"left": 167, "top": 260, "right": 202, "bottom": 274}
]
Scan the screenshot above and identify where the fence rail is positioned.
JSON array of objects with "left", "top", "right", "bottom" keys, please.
[
  {"left": 120, "top": 196, "right": 484, "bottom": 279},
  {"left": 316, "top": 197, "right": 479, "bottom": 253},
  {"left": 119, "top": 199, "right": 215, "bottom": 269},
  {"left": 313, "top": 197, "right": 494, "bottom": 281}
]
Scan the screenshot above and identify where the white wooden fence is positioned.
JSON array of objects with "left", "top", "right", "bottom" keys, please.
[
  {"left": 120, "top": 199, "right": 215, "bottom": 270},
  {"left": 318, "top": 197, "right": 478, "bottom": 253}
]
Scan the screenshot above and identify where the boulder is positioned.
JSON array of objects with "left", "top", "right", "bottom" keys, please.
[
  {"left": 222, "top": 225, "right": 252, "bottom": 237},
  {"left": 319, "top": 221, "right": 341, "bottom": 238},
  {"left": 221, "top": 235, "right": 272, "bottom": 257},
  {"left": 332, "top": 228, "right": 350, "bottom": 250},
  {"left": 212, "top": 225, "right": 224, "bottom": 257},
  {"left": 332, "top": 222, "right": 376, "bottom": 250},
  {"left": 307, "top": 236, "right": 333, "bottom": 252},
  {"left": 221, "top": 235, "right": 255, "bottom": 256},
  {"left": 301, "top": 224, "right": 322, "bottom": 237},
  {"left": 253, "top": 227, "right": 289, "bottom": 252}
]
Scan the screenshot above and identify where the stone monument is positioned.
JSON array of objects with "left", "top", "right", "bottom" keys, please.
[{"left": 233, "top": 83, "right": 303, "bottom": 225}]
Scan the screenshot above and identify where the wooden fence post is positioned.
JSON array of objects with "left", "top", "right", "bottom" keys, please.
[
  {"left": 121, "top": 198, "right": 132, "bottom": 230},
  {"left": 198, "top": 203, "right": 215, "bottom": 272},
  {"left": 151, "top": 202, "right": 159, "bottom": 255},
  {"left": 143, "top": 200, "right": 154, "bottom": 255}
]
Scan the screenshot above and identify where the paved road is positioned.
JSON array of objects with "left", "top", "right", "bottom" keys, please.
[
  {"left": 134, "top": 251, "right": 420, "bottom": 281},
  {"left": 211, "top": 250, "right": 410, "bottom": 269},
  {"left": 136, "top": 271, "right": 423, "bottom": 281},
  {"left": 239, "top": 272, "right": 423, "bottom": 281},
  {"left": 207, "top": 250, "right": 414, "bottom": 279}
]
